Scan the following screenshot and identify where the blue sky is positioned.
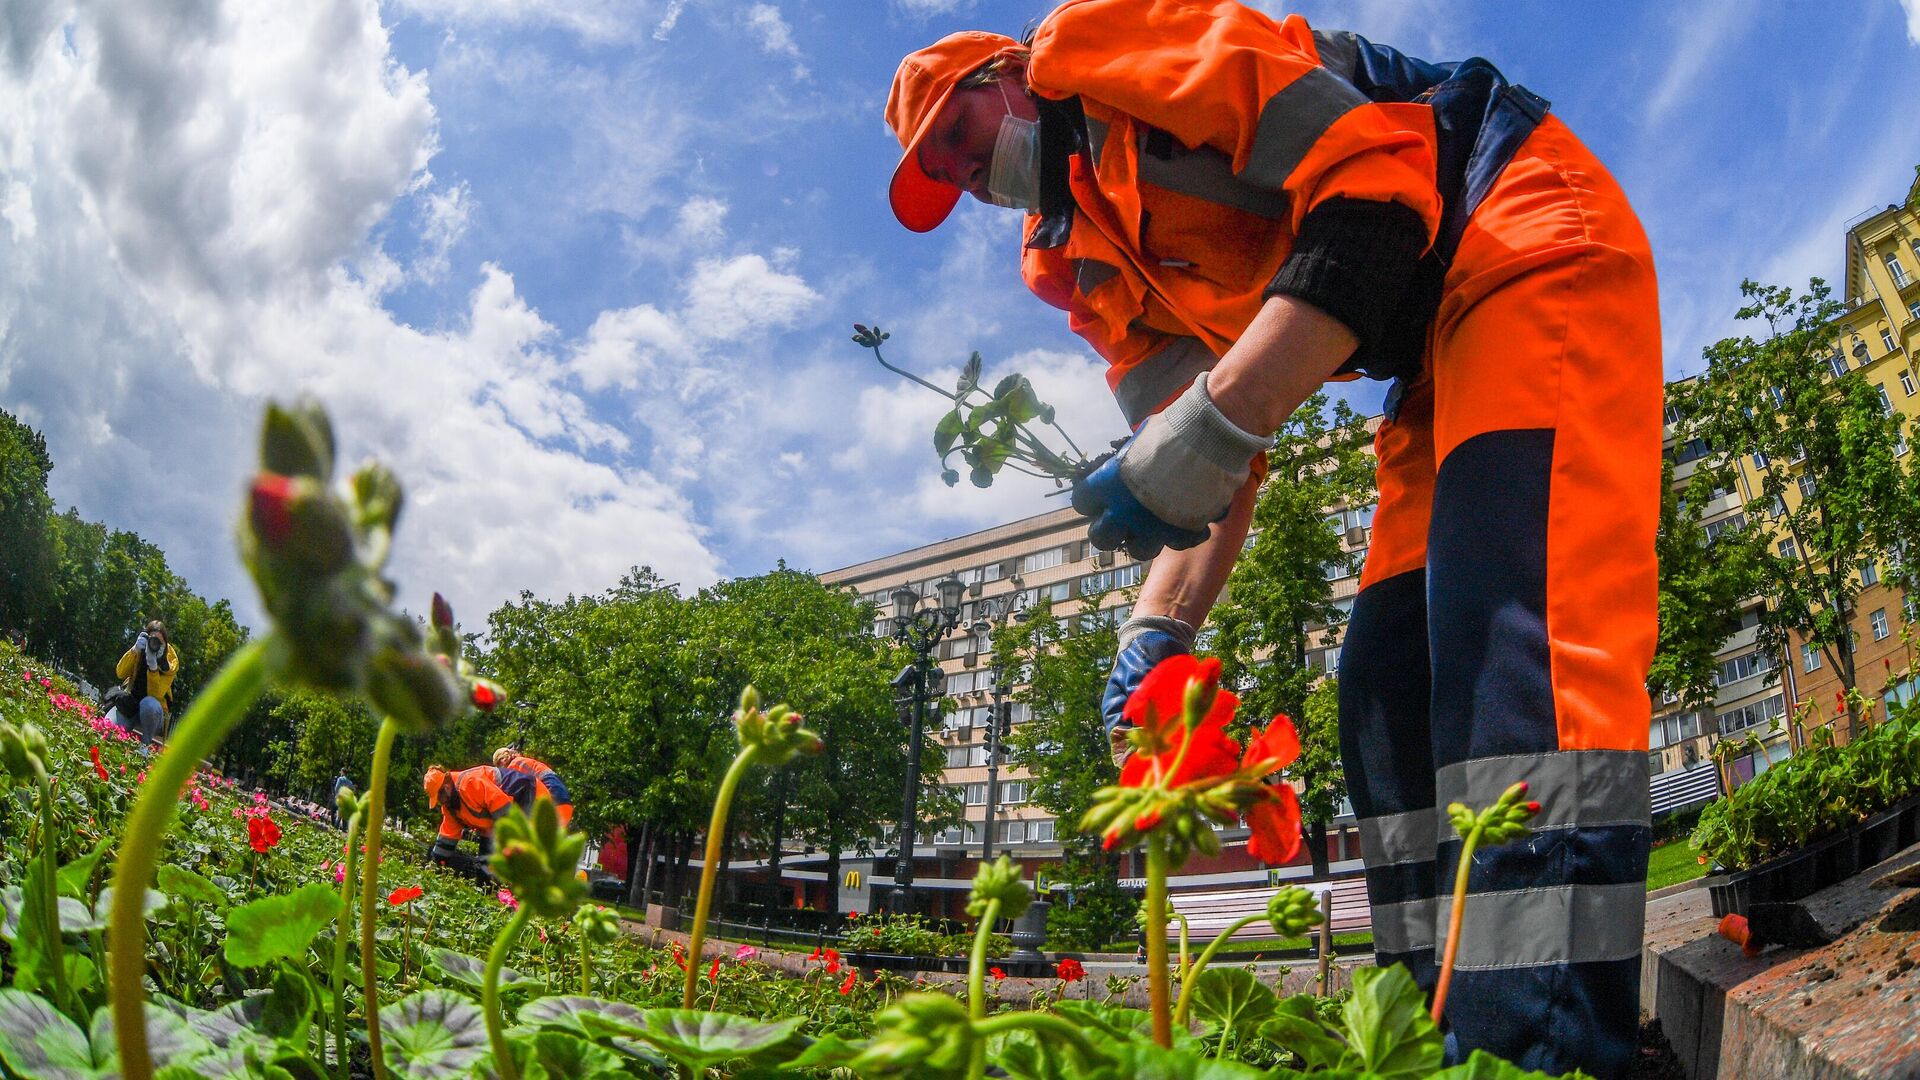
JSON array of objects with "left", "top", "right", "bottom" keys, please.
[{"left": 2, "top": 0, "right": 1918, "bottom": 632}]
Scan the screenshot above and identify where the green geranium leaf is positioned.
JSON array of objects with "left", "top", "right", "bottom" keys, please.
[
  {"left": 515, "top": 995, "right": 643, "bottom": 1040},
  {"left": 1054, "top": 1000, "right": 1200, "bottom": 1052},
  {"left": 55, "top": 834, "right": 113, "bottom": 900},
  {"left": 224, "top": 884, "right": 340, "bottom": 968},
  {"left": 159, "top": 1044, "right": 298, "bottom": 1079},
  {"left": 934, "top": 410, "right": 965, "bottom": 456},
  {"left": 1107, "top": 1041, "right": 1272, "bottom": 1078},
  {"left": 378, "top": 990, "right": 488, "bottom": 1080},
  {"left": 782, "top": 1033, "right": 861, "bottom": 1071},
  {"left": 157, "top": 865, "right": 228, "bottom": 910},
  {"left": 1343, "top": 964, "right": 1443, "bottom": 1079},
  {"left": 0, "top": 989, "right": 91, "bottom": 1079},
  {"left": 990, "top": 1029, "right": 1077, "bottom": 1080},
  {"left": 1430, "top": 1049, "right": 1569, "bottom": 1079},
  {"left": 1002, "top": 378, "right": 1044, "bottom": 424},
  {"left": 957, "top": 353, "right": 983, "bottom": 396},
  {"left": 1187, "top": 967, "right": 1277, "bottom": 1036},
  {"left": 8, "top": 859, "right": 71, "bottom": 996},
  {"left": 430, "top": 948, "right": 527, "bottom": 991},
  {"left": 88, "top": 1003, "right": 212, "bottom": 1074},
  {"left": 159, "top": 966, "right": 314, "bottom": 1051},
  {"left": 631, "top": 1010, "right": 802, "bottom": 1070},
  {"left": 88, "top": 886, "right": 170, "bottom": 932},
  {"left": 513, "top": 1031, "right": 627, "bottom": 1080},
  {"left": 991, "top": 373, "right": 1022, "bottom": 399},
  {"left": 1257, "top": 994, "right": 1350, "bottom": 1071}
]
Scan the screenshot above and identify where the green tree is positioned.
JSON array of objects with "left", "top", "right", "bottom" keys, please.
[
  {"left": 1648, "top": 452, "right": 1766, "bottom": 716},
  {"left": 996, "top": 595, "right": 1136, "bottom": 945},
  {"left": 0, "top": 409, "right": 56, "bottom": 636},
  {"left": 1209, "top": 391, "right": 1373, "bottom": 875},
  {"left": 1670, "top": 278, "right": 1920, "bottom": 740}
]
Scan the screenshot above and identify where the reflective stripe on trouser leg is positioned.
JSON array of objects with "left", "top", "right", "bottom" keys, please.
[
  {"left": 1423, "top": 114, "right": 1661, "bottom": 1080},
  {"left": 1340, "top": 379, "right": 1440, "bottom": 987}
]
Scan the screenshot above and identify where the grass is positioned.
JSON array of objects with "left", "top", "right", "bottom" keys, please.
[{"left": 1647, "top": 838, "right": 1709, "bottom": 892}]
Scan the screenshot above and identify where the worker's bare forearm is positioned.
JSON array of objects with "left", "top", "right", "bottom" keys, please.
[
  {"left": 1132, "top": 473, "right": 1257, "bottom": 629},
  {"left": 1131, "top": 294, "right": 1357, "bottom": 631}
]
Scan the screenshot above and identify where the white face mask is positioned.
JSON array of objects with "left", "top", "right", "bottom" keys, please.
[{"left": 985, "top": 81, "right": 1040, "bottom": 212}]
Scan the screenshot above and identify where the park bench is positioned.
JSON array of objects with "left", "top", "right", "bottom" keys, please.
[{"left": 1163, "top": 875, "right": 1371, "bottom": 948}]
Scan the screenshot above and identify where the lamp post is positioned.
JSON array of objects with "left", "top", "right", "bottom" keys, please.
[
  {"left": 887, "top": 571, "right": 967, "bottom": 914},
  {"left": 971, "top": 579, "right": 1028, "bottom": 865}
]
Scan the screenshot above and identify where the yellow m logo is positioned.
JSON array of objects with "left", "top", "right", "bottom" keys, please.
[{"left": 844, "top": 870, "right": 862, "bottom": 889}]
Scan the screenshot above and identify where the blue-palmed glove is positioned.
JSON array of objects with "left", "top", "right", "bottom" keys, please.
[
  {"left": 1102, "top": 616, "right": 1197, "bottom": 764},
  {"left": 1071, "top": 371, "right": 1274, "bottom": 560}
]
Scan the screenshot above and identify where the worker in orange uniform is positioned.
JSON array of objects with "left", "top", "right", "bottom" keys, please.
[
  {"left": 422, "top": 763, "right": 539, "bottom": 874},
  {"left": 886, "top": 4, "right": 1658, "bottom": 1076},
  {"left": 493, "top": 747, "right": 574, "bottom": 827}
]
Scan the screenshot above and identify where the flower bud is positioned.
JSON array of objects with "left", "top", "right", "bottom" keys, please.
[
  {"left": 733, "top": 688, "right": 823, "bottom": 767},
  {"left": 1266, "top": 886, "right": 1326, "bottom": 938},
  {"left": 350, "top": 462, "right": 404, "bottom": 536},
  {"left": 366, "top": 646, "right": 464, "bottom": 735},
  {"left": 572, "top": 904, "right": 622, "bottom": 946},
  {"left": 335, "top": 784, "right": 361, "bottom": 822},
  {"left": 488, "top": 798, "right": 588, "bottom": 920},
  {"left": 1180, "top": 668, "right": 1219, "bottom": 730},
  {"left": 259, "top": 399, "right": 335, "bottom": 481},
  {"left": 846, "top": 993, "right": 974, "bottom": 1077},
  {"left": 431, "top": 593, "right": 455, "bottom": 633},
  {"left": 0, "top": 720, "right": 47, "bottom": 785},
  {"left": 247, "top": 473, "right": 354, "bottom": 573},
  {"left": 966, "top": 855, "right": 1032, "bottom": 921}
]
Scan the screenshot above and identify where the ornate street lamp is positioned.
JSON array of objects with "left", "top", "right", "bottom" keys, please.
[
  {"left": 887, "top": 571, "right": 966, "bottom": 913},
  {"left": 970, "top": 578, "right": 1027, "bottom": 865}
]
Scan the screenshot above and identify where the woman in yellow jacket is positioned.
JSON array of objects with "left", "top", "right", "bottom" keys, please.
[{"left": 114, "top": 620, "right": 180, "bottom": 745}]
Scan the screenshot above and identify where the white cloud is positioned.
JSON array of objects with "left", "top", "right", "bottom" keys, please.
[
  {"left": 653, "top": 0, "right": 688, "bottom": 41},
  {"left": 390, "top": 0, "right": 653, "bottom": 43},
  {"left": 1640, "top": 0, "right": 1753, "bottom": 129},
  {"left": 1902, "top": 0, "right": 1920, "bottom": 45},
  {"left": 412, "top": 179, "right": 472, "bottom": 284},
  {"left": 0, "top": 0, "right": 723, "bottom": 627},
  {"left": 891, "top": 0, "right": 973, "bottom": 16},
  {"left": 742, "top": 4, "right": 809, "bottom": 79},
  {"left": 676, "top": 196, "right": 728, "bottom": 245}
]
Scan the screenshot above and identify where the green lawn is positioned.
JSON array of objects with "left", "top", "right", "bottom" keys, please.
[{"left": 1647, "top": 839, "right": 1709, "bottom": 892}]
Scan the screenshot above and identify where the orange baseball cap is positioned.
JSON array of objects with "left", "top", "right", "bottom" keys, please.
[
  {"left": 423, "top": 766, "right": 449, "bottom": 807},
  {"left": 886, "top": 30, "right": 1023, "bottom": 233}
]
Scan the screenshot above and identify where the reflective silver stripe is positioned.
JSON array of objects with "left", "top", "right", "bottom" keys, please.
[
  {"left": 1134, "top": 131, "right": 1288, "bottom": 220},
  {"left": 1310, "top": 29, "right": 1360, "bottom": 81},
  {"left": 1242, "top": 66, "right": 1369, "bottom": 190},
  {"left": 1113, "top": 336, "right": 1214, "bottom": 427},
  {"left": 1075, "top": 258, "right": 1119, "bottom": 296},
  {"left": 1443, "top": 883, "right": 1646, "bottom": 970},
  {"left": 1358, "top": 807, "right": 1436, "bottom": 867},
  {"left": 1085, "top": 117, "right": 1108, "bottom": 163},
  {"left": 1436, "top": 750, "right": 1651, "bottom": 833},
  {"left": 1370, "top": 896, "right": 1438, "bottom": 955}
]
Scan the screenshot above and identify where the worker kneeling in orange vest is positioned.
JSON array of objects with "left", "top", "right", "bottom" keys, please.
[
  {"left": 423, "top": 763, "right": 539, "bottom": 873},
  {"left": 493, "top": 747, "right": 573, "bottom": 827},
  {"left": 888, "top": 4, "right": 1658, "bottom": 1077}
]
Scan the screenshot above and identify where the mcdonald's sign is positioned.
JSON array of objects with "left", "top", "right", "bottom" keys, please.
[{"left": 844, "top": 870, "right": 862, "bottom": 890}]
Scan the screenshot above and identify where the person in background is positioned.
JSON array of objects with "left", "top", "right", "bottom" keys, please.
[
  {"left": 493, "top": 747, "right": 574, "bottom": 827},
  {"left": 114, "top": 620, "right": 180, "bottom": 746},
  {"left": 331, "top": 769, "right": 356, "bottom": 828},
  {"left": 422, "top": 762, "right": 537, "bottom": 878}
]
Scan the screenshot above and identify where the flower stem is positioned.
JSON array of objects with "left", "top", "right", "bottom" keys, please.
[
  {"left": 1144, "top": 833, "right": 1172, "bottom": 1048},
  {"left": 1431, "top": 823, "right": 1484, "bottom": 1024},
  {"left": 580, "top": 930, "right": 592, "bottom": 996},
  {"left": 333, "top": 806, "right": 365, "bottom": 1080},
  {"left": 359, "top": 718, "right": 400, "bottom": 1080},
  {"left": 110, "top": 636, "right": 277, "bottom": 1080},
  {"left": 966, "top": 896, "right": 1003, "bottom": 1080},
  {"left": 1173, "top": 913, "right": 1263, "bottom": 1025},
  {"left": 484, "top": 904, "right": 533, "bottom": 1080},
  {"left": 33, "top": 767, "right": 74, "bottom": 1018},
  {"left": 683, "top": 749, "right": 755, "bottom": 1008}
]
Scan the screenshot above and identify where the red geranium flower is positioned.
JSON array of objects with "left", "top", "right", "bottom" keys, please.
[
  {"left": 1056, "top": 957, "right": 1085, "bottom": 983},
  {"left": 708, "top": 957, "right": 721, "bottom": 982},
  {"left": 990, "top": 966, "right": 1006, "bottom": 981},
  {"left": 1718, "top": 913, "right": 1761, "bottom": 957},
  {"left": 471, "top": 683, "right": 500, "bottom": 712},
  {"left": 90, "top": 746, "right": 108, "bottom": 783},
  {"left": 387, "top": 885, "right": 424, "bottom": 906},
  {"left": 838, "top": 969, "right": 857, "bottom": 994},
  {"left": 247, "top": 815, "right": 282, "bottom": 853}
]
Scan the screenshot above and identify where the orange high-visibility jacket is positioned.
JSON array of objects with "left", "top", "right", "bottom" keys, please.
[
  {"left": 436, "top": 765, "right": 537, "bottom": 841},
  {"left": 1020, "top": 0, "right": 1449, "bottom": 425},
  {"left": 498, "top": 751, "right": 572, "bottom": 807}
]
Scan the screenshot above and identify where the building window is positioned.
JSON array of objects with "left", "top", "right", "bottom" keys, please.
[
  {"left": 1704, "top": 514, "right": 1747, "bottom": 544},
  {"left": 1001, "top": 820, "right": 1028, "bottom": 844},
  {"left": 1778, "top": 538, "right": 1798, "bottom": 560},
  {"left": 1829, "top": 351, "right": 1850, "bottom": 377},
  {"left": 1872, "top": 608, "right": 1891, "bottom": 641},
  {"left": 999, "top": 780, "right": 1028, "bottom": 804},
  {"left": 1079, "top": 570, "right": 1113, "bottom": 595},
  {"left": 1672, "top": 437, "right": 1712, "bottom": 465},
  {"left": 1887, "top": 254, "right": 1912, "bottom": 288},
  {"left": 1883, "top": 328, "right": 1899, "bottom": 354},
  {"left": 1771, "top": 495, "right": 1788, "bottom": 519},
  {"left": 1022, "top": 546, "right": 1066, "bottom": 574},
  {"left": 968, "top": 744, "right": 991, "bottom": 767},
  {"left": 1797, "top": 474, "right": 1817, "bottom": 501},
  {"left": 945, "top": 746, "right": 968, "bottom": 767},
  {"left": 1718, "top": 695, "right": 1785, "bottom": 735},
  {"left": 1862, "top": 559, "right": 1880, "bottom": 587},
  {"left": 1715, "top": 651, "right": 1772, "bottom": 687},
  {"left": 1031, "top": 819, "right": 1055, "bottom": 843},
  {"left": 1113, "top": 562, "right": 1144, "bottom": 589},
  {"left": 1904, "top": 369, "right": 1918, "bottom": 397},
  {"left": 1803, "top": 643, "right": 1821, "bottom": 672},
  {"left": 962, "top": 783, "right": 988, "bottom": 806},
  {"left": 1663, "top": 403, "right": 1681, "bottom": 426},
  {"left": 1878, "top": 385, "right": 1894, "bottom": 413},
  {"left": 1752, "top": 449, "right": 1770, "bottom": 469}
]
